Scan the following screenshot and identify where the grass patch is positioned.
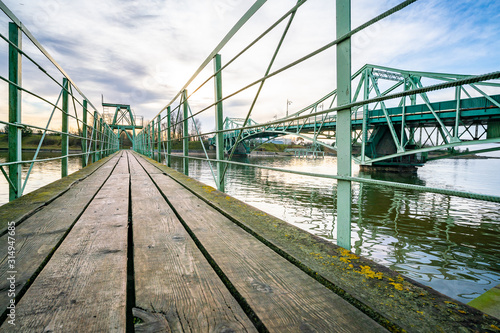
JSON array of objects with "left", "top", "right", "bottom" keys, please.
[
  {"left": 171, "top": 140, "right": 209, "bottom": 150},
  {"left": 0, "top": 134, "right": 82, "bottom": 150}
]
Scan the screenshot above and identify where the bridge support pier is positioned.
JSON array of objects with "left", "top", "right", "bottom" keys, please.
[{"left": 359, "top": 164, "right": 418, "bottom": 174}]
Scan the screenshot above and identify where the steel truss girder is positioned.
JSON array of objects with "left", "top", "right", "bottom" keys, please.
[{"left": 215, "top": 64, "right": 500, "bottom": 166}]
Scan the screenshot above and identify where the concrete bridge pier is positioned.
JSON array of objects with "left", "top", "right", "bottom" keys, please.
[{"left": 361, "top": 125, "right": 424, "bottom": 173}]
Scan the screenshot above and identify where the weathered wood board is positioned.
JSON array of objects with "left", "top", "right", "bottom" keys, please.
[
  {"left": 0, "top": 172, "right": 129, "bottom": 332},
  {"left": 137, "top": 153, "right": 500, "bottom": 333},
  {"left": 0, "top": 153, "right": 121, "bottom": 316},
  {"left": 129, "top": 154, "right": 257, "bottom": 332},
  {"left": 136, "top": 156, "right": 385, "bottom": 332},
  {"left": 0, "top": 152, "right": 120, "bottom": 233}
]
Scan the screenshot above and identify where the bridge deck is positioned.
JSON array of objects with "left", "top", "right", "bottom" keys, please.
[
  {"left": 0, "top": 151, "right": 498, "bottom": 332},
  {"left": 0, "top": 151, "right": 383, "bottom": 332}
]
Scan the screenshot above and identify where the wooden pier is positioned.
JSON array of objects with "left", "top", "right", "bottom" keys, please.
[{"left": 0, "top": 151, "right": 498, "bottom": 332}]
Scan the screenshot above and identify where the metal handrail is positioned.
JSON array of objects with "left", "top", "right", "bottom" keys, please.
[
  {"left": 133, "top": 0, "right": 500, "bottom": 250},
  {"left": 0, "top": 2, "right": 119, "bottom": 201}
]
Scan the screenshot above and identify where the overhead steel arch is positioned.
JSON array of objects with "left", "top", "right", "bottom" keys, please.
[{"left": 212, "top": 64, "right": 500, "bottom": 167}]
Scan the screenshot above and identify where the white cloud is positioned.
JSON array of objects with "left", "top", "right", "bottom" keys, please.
[{"left": 1, "top": 0, "right": 499, "bottom": 133}]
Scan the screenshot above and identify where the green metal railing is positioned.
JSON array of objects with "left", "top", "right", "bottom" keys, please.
[
  {"left": 0, "top": 2, "right": 119, "bottom": 202},
  {"left": 130, "top": 0, "right": 498, "bottom": 249}
]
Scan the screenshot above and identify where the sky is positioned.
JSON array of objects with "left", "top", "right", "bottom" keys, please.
[{"left": 1, "top": 0, "right": 500, "bottom": 134}]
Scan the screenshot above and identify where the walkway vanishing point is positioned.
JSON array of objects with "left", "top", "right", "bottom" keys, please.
[{"left": 0, "top": 151, "right": 499, "bottom": 332}]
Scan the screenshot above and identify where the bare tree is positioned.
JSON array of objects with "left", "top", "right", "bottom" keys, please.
[
  {"left": 190, "top": 118, "right": 202, "bottom": 141},
  {"left": 174, "top": 111, "right": 183, "bottom": 141},
  {"left": 167, "top": 109, "right": 183, "bottom": 140}
]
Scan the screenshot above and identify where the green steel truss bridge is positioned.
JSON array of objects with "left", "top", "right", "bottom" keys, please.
[
  {"left": 210, "top": 64, "right": 500, "bottom": 169},
  {"left": 102, "top": 102, "right": 144, "bottom": 150}
]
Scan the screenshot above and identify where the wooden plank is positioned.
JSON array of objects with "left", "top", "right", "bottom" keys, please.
[
  {"left": 113, "top": 151, "right": 130, "bottom": 174},
  {"left": 141, "top": 155, "right": 500, "bottom": 332},
  {"left": 0, "top": 151, "right": 121, "bottom": 233},
  {"left": 0, "top": 172, "right": 130, "bottom": 331},
  {"left": 128, "top": 153, "right": 257, "bottom": 332},
  {"left": 130, "top": 152, "right": 163, "bottom": 174},
  {"left": 136, "top": 163, "right": 386, "bottom": 331},
  {"left": 0, "top": 152, "right": 122, "bottom": 316}
]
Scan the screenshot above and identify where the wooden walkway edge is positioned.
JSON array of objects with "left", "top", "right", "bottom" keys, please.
[
  {"left": 0, "top": 150, "right": 498, "bottom": 332},
  {"left": 136, "top": 152, "right": 500, "bottom": 333}
]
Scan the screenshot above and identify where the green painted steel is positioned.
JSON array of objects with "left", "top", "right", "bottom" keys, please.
[
  {"left": 214, "top": 54, "right": 225, "bottom": 192},
  {"left": 182, "top": 90, "right": 189, "bottom": 176},
  {"left": 0, "top": 3, "right": 120, "bottom": 200},
  {"left": 99, "top": 118, "right": 104, "bottom": 160},
  {"left": 20, "top": 91, "right": 63, "bottom": 196},
  {"left": 157, "top": 115, "right": 161, "bottom": 163},
  {"left": 182, "top": 154, "right": 500, "bottom": 203},
  {"left": 155, "top": 0, "right": 267, "bottom": 118},
  {"left": 360, "top": 70, "right": 369, "bottom": 163},
  {"left": 82, "top": 100, "right": 88, "bottom": 167},
  {"left": 120, "top": 0, "right": 498, "bottom": 252},
  {"left": 92, "top": 111, "right": 98, "bottom": 163},
  {"left": 167, "top": 106, "right": 172, "bottom": 167},
  {"left": 1, "top": 11, "right": 119, "bottom": 202},
  {"left": 102, "top": 102, "right": 143, "bottom": 151},
  {"left": 336, "top": 0, "right": 352, "bottom": 250},
  {"left": 8, "top": 22, "right": 21, "bottom": 201},
  {"left": 151, "top": 119, "right": 156, "bottom": 159},
  {"left": 61, "top": 78, "right": 69, "bottom": 178},
  {"left": 212, "top": 68, "right": 500, "bottom": 166}
]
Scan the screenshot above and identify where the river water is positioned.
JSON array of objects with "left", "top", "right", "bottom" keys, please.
[
  {"left": 170, "top": 154, "right": 500, "bottom": 304},
  {"left": 0, "top": 152, "right": 82, "bottom": 205},
  {"left": 0, "top": 152, "right": 499, "bottom": 304}
]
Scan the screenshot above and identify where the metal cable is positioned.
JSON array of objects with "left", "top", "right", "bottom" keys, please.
[
  {"left": 168, "top": 155, "right": 500, "bottom": 203},
  {"left": 145, "top": 0, "right": 419, "bottom": 132}
]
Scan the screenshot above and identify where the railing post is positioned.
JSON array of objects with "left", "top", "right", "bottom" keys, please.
[
  {"left": 336, "top": 0, "right": 352, "bottom": 250},
  {"left": 157, "top": 115, "right": 161, "bottom": 162},
  {"left": 145, "top": 125, "right": 148, "bottom": 155},
  {"left": 136, "top": 133, "right": 139, "bottom": 153},
  {"left": 8, "top": 22, "right": 22, "bottom": 201},
  {"left": 104, "top": 124, "right": 111, "bottom": 157},
  {"left": 147, "top": 125, "right": 151, "bottom": 157},
  {"left": 108, "top": 128, "right": 112, "bottom": 155},
  {"left": 454, "top": 86, "right": 461, "bottom": 140},
  {"left": 151, "top": 120, "right": 156, "bottom": 159},
  {"left": 167, "top": 106, "right": 172, "bottom": 167},
  {"left": 92, "top": 111, "right": 98, "bottom": 163},
  {"left": 214, "top": 54, "right": 225, "bottom": 192},
  {"left": 99, "top": 117, "right": 103, "bottom": 160},
  {"left": 361, "top": 70, "right": 369, "bottom": 164},
  {"left": 144, "top": 126, "right": 148, "bottom": 156},
  {"left": 61, "top": 78, "right": 69, "bottom": 178},
  {"left": 82, "top": 99, "right": 88, "bottom": 167},
  {"left": 141, "top": 131, "right": 145, "bottom": 155},
  {"left": 182, "top": 90, "right": 189, "bottom": 176}
]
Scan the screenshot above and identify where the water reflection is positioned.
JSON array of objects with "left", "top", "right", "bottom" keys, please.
[
  {"left": 0, "top": 152, "right": 81, "bottom": 205},
  {"left": 168, "top": 155, "right": 500, "bottom": 303},
  {"left": 0, "top": 151, "right": 498, "bottom": 303}
]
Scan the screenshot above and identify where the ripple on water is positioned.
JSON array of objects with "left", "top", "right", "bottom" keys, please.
[{"left": 159, "top": 156, "right": 500, "bottom": 303}]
